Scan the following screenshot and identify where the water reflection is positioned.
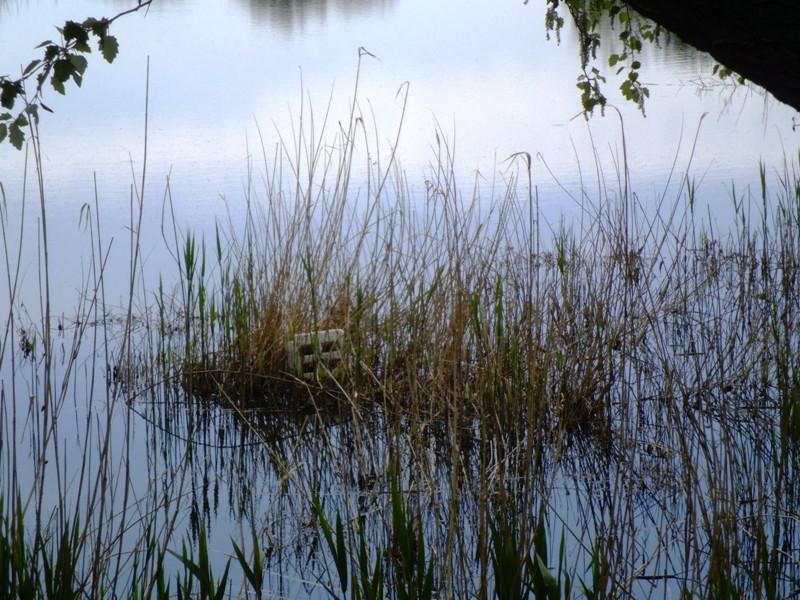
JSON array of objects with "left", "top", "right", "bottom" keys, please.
[
  {"left": 158, "top": 359, "right": 800, "bottom": 597},
  {"left": 242, "top": 0, "right": 396, "bottom": 32},
  {"left": 1, "top": 0, "right": 799, "bottom": 594}
]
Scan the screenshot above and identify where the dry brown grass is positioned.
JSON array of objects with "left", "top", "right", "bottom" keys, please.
[{"left": 151, "top": 78, "right": 800, "bottom": 598}]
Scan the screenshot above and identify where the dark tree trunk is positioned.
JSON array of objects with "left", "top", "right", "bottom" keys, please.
[{"left": 623, "top": 0, "right": 800, "bottom": 111}]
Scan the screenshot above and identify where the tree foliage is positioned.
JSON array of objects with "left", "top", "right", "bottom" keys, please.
[
  {"left": 0, "top": 0, "right": 751, "bottom": 150},
  {"left": 0, "top": 1, "right": 152, "bottom": 149},
  {"left": 535, "top": 0, "right": 663, "bottom": 115},
  {"left": 535, "top": 0, "right": 747, "bottom": 115}
]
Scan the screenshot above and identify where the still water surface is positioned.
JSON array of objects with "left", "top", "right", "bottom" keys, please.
[
  {"left": 1, "top": 1, "right": 799, "bottom": 596},
  {"left": 0, "top": 0, "right": 798, "bottom": 314}
]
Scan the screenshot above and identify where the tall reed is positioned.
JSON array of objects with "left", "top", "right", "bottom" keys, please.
[
  {"left": 2, "top": 52, "right": 799, "bottom": 598},
  {"left": 0, "top": 67, "right": 206, "bottom": 599},
  {"left": 161, "top": 68, "right": 800, "bottom": 596}
]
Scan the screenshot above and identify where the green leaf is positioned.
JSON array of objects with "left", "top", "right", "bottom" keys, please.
[
  {"left": 100, "top": 36, "right": 119, "bottom": 63},
  {"left": 0, "top": 123, "right": 7, "bottom": 144},
  {"left": 23, "top": 59, "right": 41, "bottom": 76},
  {"left": 213, "top": 560, "right": 231, "bottom": 600},
  {"left": 9, "top": 122, "right": 24, "bottom": 150},
  {"left": 535, "top": 554, "right": 560, "bottom": 598},
  {"left": 26, "top": 104, "right": 39, "bottom": 124},
  {"left": 334, "top": 514, "right": 348, "bottom": 594},
  {"left": 69, "top": 54, "right": 88, "bottom": 75},
  {"left": 1, "top": 80, "right": 23, "bottom": 109},
  {"left": 62, "top": 20, "right": 90, "bottom": 50},
  {"left": 44, "top": 44, "right": 60, "bottom": 61},
  {"left": 51, "top": 75, "right": 66, "bottom": 95},
  {"left": 231, "top": 539, "right": 255, "bottom": 587},
  {"left": 85, "top": 17, "right": 110, "bottom": 38},
  {"left": 53, "top": 58, "right": 74, "bottom": 83},
  {"left": 68, "top": 54, "right": 88, "bottom": 86}
]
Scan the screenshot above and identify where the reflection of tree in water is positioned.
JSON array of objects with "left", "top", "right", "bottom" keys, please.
[
  {"left": 548, "top": 0, "right": 800, "bottom": 110},
  {"left": 131, "top": 323, "right": 800, "bottom": 599},
  {"left": 588, "top": 13, "right": 709, "bottom": 72},
  {"left": 241, "top": 0, "right": 396, "bottom": 33}
]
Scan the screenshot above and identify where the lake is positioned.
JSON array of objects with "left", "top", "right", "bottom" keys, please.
[
  {"left": 0, "top": 0, "right": 797, "bottom": 315},
  {"left": 1, "top": 1, "right": 799, "bottom": 598}
]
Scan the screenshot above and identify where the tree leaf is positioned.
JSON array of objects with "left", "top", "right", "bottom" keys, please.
[
  {"left": 53, "top": 58, "right": 73, "bottom": 83},
  {"left": 26, "top": 104, "right": 39, "bottom": 124},
  {"left": 62, "top": 20, "right": 89, "bottom": 48},
  {"left": 0, "top": 80, "right": 23, "bottom": 109},
  {"left": 44, "top": 44, "right": 60, "bottom": 61},
  {"left": 100, "top": 36, "right": 119, "bottom": 63},
  {"left": 9, "top": 122, "right": 24, "bottom": 150},
  {"left": 23, "top": 59, "right": 41, "bottom": 76},
  {"left": 51, "top": 75, "right": 66, "bottom": 95},
  {"left": 69, "top": 54, "right": 88, "bottom": 75},
  {"left": 0, "top": 123, "right": 6, "bottom": 144},
  {"left": 84, "top": 17, "right": 109, "bottom": 37}
]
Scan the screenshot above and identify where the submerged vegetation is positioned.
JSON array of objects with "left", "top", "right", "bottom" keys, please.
[{"left": 2, "top": 56, "right": 800, "bottom": 598}]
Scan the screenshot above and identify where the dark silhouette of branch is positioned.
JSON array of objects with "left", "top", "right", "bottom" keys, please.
[{"left": 0, "top": 1, "right": 153, "bottom": 149}]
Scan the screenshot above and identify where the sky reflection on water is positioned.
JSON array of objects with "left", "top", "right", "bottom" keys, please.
[
  {"left": 0, "top": 0, "right": 797, "bottom": 313},
  {"left": 1, "top": 3, "right": 799, "bottom": 596}
]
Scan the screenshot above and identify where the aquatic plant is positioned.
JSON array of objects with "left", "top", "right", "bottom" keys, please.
[{"left": 2, "top": 54, "right": 800, "bottom": 599}]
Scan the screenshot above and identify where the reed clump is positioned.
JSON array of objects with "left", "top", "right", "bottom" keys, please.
[
  {"left": 166, "top": 72, "right": 800, "bottom": 456},
  {"left": 5, "top": 53, "right": 800, "bottom": 597},
  {"left": 158, "top": 73, "right": 800, "bottom": 595},
  {"left": 172, "top": 125, "right": 629, "bottom": 447}
]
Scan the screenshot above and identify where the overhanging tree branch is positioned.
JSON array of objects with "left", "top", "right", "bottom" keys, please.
[{"left": 0, "top": 0, "right": 152, "bottom": 149}]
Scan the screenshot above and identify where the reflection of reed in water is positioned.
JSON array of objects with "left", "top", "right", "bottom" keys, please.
[{"left": 139, "top": 65, "right": 800, "bottom": 595}]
